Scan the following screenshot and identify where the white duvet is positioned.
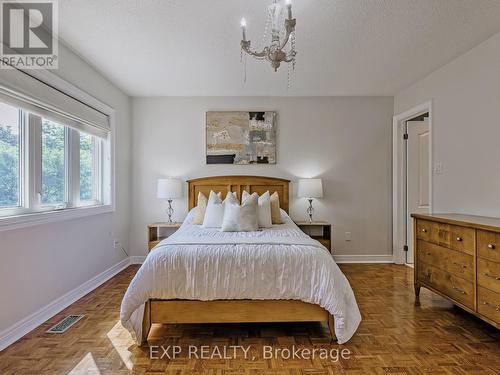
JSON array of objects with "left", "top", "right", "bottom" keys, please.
[{"left": 120, "top": 210, "right": 361, "bottom": 344}]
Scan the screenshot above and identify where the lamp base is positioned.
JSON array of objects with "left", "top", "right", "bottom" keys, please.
[
  {"left": 166, "top": 199, "right": 174, "bottom": 224},
  {"left": 306, "top": 198, "right": 314, "bottom": 223}
]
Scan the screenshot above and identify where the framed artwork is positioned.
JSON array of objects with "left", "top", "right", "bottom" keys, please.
[{"left": 206, "top": 111, "right": 276, "bottom": 164}]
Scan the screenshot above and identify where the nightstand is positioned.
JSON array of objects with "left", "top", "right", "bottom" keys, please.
[
  {"left": 294, "top": 221, "right": 332, "bottom": 252},
  {"left": 147, "top": 222, "right": 181, "bottom": 252}
]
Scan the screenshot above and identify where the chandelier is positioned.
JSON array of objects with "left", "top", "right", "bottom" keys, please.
[{"left": 240, "top": 0, "right": 297, "bottom": 81}]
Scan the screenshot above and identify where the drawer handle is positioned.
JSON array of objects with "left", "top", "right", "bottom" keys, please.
[
  {"left": 453, "top": 262, "right": 467, "bottom": 269},
  {"left": 483, "top": 273, "right": 500, "bottom": 281},
  {"left": 456, "top": 237, "right": 463, "bottom": 242},
  {"left": 483, "top": 301, "right": 500, "bottom": 311},
  {"left": 421, "top": 228, "right": 428, "bottom": 233},
  {"left": 452, "top": 286, "right": 466, "bottom": 295},
  {"left": 487, "top": 243, "right": 496, "bottom": 250},
  {"left": 426, "top": 252, "right": 431, "bottom": 256}
]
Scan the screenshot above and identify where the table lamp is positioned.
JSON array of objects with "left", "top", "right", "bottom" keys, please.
[
  {"left": 297, "top": 178, "right": 323, "bottom": 223},
  {"left": 157, "top": 178, "right": 182, "bottom": 224}
]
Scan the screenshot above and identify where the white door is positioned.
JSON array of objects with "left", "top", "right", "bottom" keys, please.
[{"left": 406, "top": 120, "right": 430, "bottom": 264}]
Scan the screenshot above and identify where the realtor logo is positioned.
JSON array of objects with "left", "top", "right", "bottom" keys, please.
[{"left": 0, "top": 0, "right": 58, "bottom": 69}]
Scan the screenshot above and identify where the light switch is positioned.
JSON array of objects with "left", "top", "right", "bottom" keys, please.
[
  {"left": 433, "top": 162, "right": 443, "bottom": 174},
  {"left": 345, "top": 232, "right": 352, "bottom": 241}
]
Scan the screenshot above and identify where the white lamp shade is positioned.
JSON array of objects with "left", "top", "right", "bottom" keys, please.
[
  {"left": 297, "top": 178, "right": 323, "bottom": 198},
  {"left": 157, "top": 178, "right": 182, "bottom": 199}
]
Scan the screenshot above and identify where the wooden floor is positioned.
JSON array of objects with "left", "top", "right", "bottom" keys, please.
[{"left": 0, "top": 264, "right": 499, "bottom": 374}]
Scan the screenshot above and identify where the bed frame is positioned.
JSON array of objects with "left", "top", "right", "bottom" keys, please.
[{"left": 141, "top": 175, "right": 336, "bottom": 345}]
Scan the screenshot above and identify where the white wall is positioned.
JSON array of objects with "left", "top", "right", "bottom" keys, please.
[
  {"left": 0, "top": 44, "right": 132, "bottom": 335},
  {"left": 395, "top": 31, "right": 500, "bottom": 217},
  {"left": 131, "top": 96, "right": 394, "bottom": 258}
]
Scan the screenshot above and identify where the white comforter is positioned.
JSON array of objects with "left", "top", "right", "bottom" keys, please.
[{"left": 120, "top": 211, "right": 361, "bottom": 344}]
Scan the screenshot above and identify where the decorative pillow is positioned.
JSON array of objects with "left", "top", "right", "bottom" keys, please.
[
  {"left": 202, "top": 191, "right": 235, "bottom": 228},
  {"left": 221, "top": 192, "right": 259, "bottom": 232},
  {"left": 242, "top": 190, "right": 272, "bottom": 228},
  {"left": 191, "top": 192, "right": 207, "bottom": 224},
  {"left": 270, "top": 191, "right": 283, "bottom": 224},
  {"left": 191, "top": 191, "right": 222, "bottom": 225}
]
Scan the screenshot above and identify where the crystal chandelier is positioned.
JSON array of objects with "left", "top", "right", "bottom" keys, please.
[{"left": 240, "top": 0, "right": 297, "bottom": 80}]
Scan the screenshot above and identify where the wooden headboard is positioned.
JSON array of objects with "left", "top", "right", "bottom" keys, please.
[{"left": 187, "top": 175, "right": 290, "bottom": 213}]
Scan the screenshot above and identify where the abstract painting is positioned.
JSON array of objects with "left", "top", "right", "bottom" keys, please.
[{"left": 206, "top": 111, "right": 276, "bottom": 164}]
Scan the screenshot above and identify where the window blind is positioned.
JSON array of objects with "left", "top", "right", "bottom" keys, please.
[{"left": 0, "top": 68, "right": 110, "bottom": 138}]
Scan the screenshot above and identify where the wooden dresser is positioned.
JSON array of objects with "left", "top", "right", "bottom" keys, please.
[{"left": 412, "top": 213, "right": 500, "bottom": 328}]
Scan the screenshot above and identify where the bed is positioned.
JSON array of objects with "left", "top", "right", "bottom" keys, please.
[{"left": 120, "top": 176, "right": 361, "bottom": 345}]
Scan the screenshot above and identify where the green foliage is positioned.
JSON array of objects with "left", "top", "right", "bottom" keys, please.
[
  {"left": 80, "top": 134, "right": 93, "bottom": 201},
  {"left": 0, "top": 119, "right": 95, "bottom": 207},
  {"left": 41, "top": 120, "right": 65, "bottom": 204},
  {"left": 0, "top": 125, "right": 19, "bottom": 207}
]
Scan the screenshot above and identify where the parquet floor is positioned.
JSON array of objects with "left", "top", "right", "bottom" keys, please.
[{"left": 0, "top": 264, "right": 498, "bottom": 374}]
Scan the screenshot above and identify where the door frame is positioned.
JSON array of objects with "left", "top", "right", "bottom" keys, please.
[{"left": 392, "top": 101, "right": 433, "bottom": 264}]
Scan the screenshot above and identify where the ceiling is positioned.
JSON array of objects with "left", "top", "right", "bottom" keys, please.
[{"left": 58, "top": 0, "right": 500, "bottom": 97}]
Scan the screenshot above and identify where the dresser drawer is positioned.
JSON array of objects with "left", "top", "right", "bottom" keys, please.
[
  {"left": 416, "top": 220, "right": 439, "bottom": 243},
  {"left": 477, "top": 258, "right": 500, "bottom": 294},
  {"left": 418, "top": 240, "right": 473, "bottom": 280},
  {"left": 432, "top": 224, "right": 474, "bottom": 254},
  {"left": 477, "top": 286, "right": 500, "bottom": 325},
  {"left": 418, "top": 262, "right": 474, "bottom": 309},
  {"left": 477, "top": 230, "right": 500, "bottom": 262},
  {"left": 447, "top": 225, "right": 475, "bottom": 255}
]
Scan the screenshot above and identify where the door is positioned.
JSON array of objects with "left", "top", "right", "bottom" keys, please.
[{"left": 406, "top": 119, "right": 430, "bottom": 264}]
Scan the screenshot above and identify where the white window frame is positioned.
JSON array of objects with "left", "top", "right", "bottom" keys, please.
[
  {"left": 0, "top": 70, "right": 115, "bottom": 232},
  {"left": 37, "top": 115, "right": 69, "bottom": 210},
  {"left": 77, "top": 131, "right": 103, "bottom": 207}
]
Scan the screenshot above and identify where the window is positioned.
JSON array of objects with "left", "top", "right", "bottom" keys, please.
[
  {"left": 41, "top": 119, "right": 66, "bottom": 206},
  {"left": 0, "top": 68, "right": 112, "bottom": 229},
  {"left": 0, "top": 102, "right": 108, "bottom": 221},
  {"left": 0, "top": 102, "right": 21, "bottom": 208}
]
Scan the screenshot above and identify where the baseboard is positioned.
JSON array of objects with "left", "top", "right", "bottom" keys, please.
[
  {"left": 130, "top": 255, "right": 146, "bottom": 264},
  {"left": 0, "top": 257, "right": 130, "bottom": 352},
  {"left": 333, "top": 254, "right": 394, "bottom": 263}
]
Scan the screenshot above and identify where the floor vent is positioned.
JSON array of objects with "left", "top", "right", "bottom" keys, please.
[{"left": 46, "top": 315, "right": 85, "bottom": 334}]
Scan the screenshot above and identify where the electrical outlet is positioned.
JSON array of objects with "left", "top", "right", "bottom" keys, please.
[
  {"left": 113, "top": 240, "right": 129, "bottom": 256},
  {"left": 345, "top": 232, "right": 352, "bottom": 241}
]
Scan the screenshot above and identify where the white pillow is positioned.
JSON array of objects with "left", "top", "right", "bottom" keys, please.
[
  {"left": 202, "top": 191, "right": 235, "bottom": 228},
  {"left": 184, "top": 207, "right": 198, "bottom": 223},
  {"left": 242, "top": 190, "right": 272, "bottom": 228},
  {"left": 221, "top": 192, "right": 259, "bottom": 232},
  {"left": 192, "top": 191, "right": 223, "bottom": 224}
]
